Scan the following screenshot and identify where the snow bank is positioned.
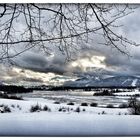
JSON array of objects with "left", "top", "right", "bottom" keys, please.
[{"left": 0, "top": 113, "right": 140, "bottom": 136}]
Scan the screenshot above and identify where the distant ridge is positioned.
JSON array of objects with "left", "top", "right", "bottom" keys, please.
[{"left": 64, "top": 75, "right": 140, "bottom": 87}]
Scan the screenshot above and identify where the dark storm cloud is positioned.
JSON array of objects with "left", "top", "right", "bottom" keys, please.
[
  {"left": 13, "top": 51, "right": 68, "bottom": 75},
  {"left": 103, "top": 52, "right": 140, "bottom": 75},
  {"left": 83, "top": 7, "right": 140, "bottom": 76}
]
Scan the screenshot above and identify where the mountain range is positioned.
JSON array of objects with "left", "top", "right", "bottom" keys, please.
[{"left": 64, "top": 68, "right": 140, "bottom": 87}]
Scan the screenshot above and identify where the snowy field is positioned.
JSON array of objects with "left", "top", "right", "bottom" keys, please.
[{"left": 0, "top": 90, "right": 140, "bottom": 136}]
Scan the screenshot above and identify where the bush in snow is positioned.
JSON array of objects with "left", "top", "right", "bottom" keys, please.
[
  {"left": 11, "top": 104, "right": 15, "bottom": 108},
  {"left": 0, "top": 104, "right": 4, "bottom": 107},
  {"left": 30, "top": 104, "right": 42, "bottom": 112},
  {"left": 81, "top": 102, "right": 88, "bottom": 106},
  {"left": 54, "top": 101, "right": 60, "bottom": 104},
  {"left": 118, "top": 112, "right": 121, "bottom": 115},
  {"left": 17, "top": 104, "right": 20, "bottom": 108},
  {"left": 75, "top": 107, "right": 80, "bottom": 113},
  {"left": 137, "top": 94, "right": 140, "bottom": 97},
  {"left": 58, "top": 107, "right": 62, "bottom": 112},
  {"left": 3, "top": 105, "right": 11, "bottom": 113},
  {"left": 67, "top": 102, "right": 74, "bottom": 105},
  {"left": 119, "top": 103, "right": 128, "bottom": 108},
  {"left": 82, "top": 108, "right": 86, "bottom": 112},
  {"left": 58, "top": 107, "right": 70, "bottom": 112},
  {"left": 128, "top": 97, "right": 137, "bottom": 107},
  {"left": 128, "top": 96, "right": 140, "bottom": 115},
  {"left": 0, "top": 104, "right": 11, "bottom": 113},
  {"left": 101, "top": 111, "right": 106, "bottom": 114},
  {"left": 90, "top": 102, "right": 98, "bottom": 107},
  {"left": 43, "top": 105, "right": 49, "bottom": 111},
  {"left": 106, "top": 104, "right": 114, "bottom": 108},
  {"left": 19, "top": 107, "right": 22, "bottom": 110}
]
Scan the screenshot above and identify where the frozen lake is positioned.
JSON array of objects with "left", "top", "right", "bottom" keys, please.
[{"left": 14, "top": 90, "right": 132, "bottom": 107}]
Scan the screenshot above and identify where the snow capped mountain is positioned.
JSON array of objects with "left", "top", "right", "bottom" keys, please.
[
  {"left": 63, "top": 67, "right": 140, "bottom": 87},
  {"left": 98, "top": 75, "right": 140, "bottom": 87},
  {"left": 64, "top": 75, "right": 140, "bottom": 87}
]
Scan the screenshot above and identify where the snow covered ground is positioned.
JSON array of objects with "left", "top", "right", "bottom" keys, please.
[
  {"left": 1, "top": 112, "right": 140, "bottom": 136},
  {"left": 0, "top": 90, "right": 140, "bottom": 136},
  {"left": 0, "top": 98, "right": 129, "bottom": 115}
]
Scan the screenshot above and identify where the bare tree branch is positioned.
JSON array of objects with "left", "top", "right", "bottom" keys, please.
[{"left": 0, "top": 3, "right": 139, "bottom": 62}]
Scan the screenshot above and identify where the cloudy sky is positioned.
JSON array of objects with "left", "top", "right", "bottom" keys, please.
[{"left": 1, "top": 4, "right": 140, "bottom": 86}]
